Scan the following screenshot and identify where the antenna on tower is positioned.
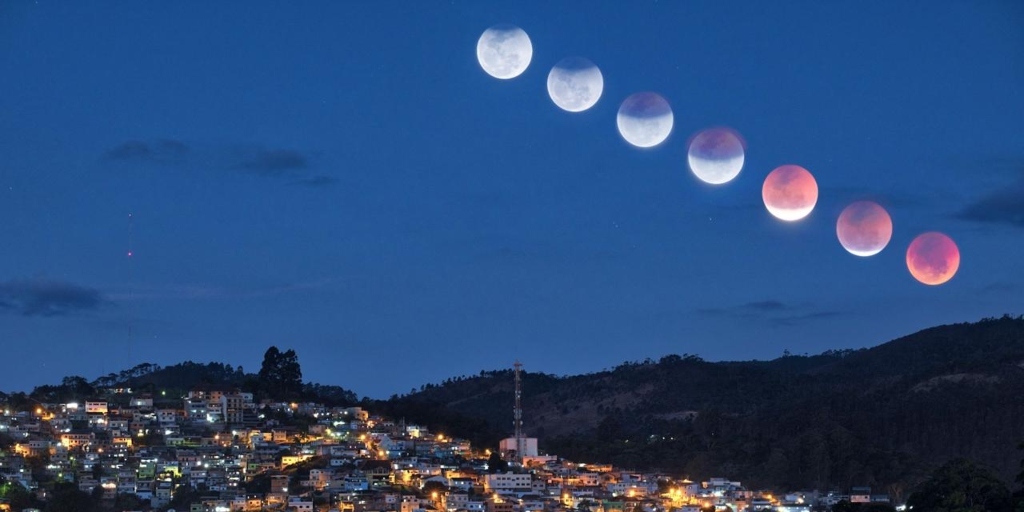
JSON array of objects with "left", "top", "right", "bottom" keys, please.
[
  {"left": 513, "top": 360, "right": 524, "bottom": 463},
  {"left": 126, "top": 212, "right": 134, "bottom": 366}
]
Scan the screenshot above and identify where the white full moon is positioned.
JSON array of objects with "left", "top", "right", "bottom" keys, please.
[
  {"left": 546, "top": 57, "right": 603, "bottom": 112},
  {"left": 476, "top": 25, "right": 532, "bottom": 80},
  {"left": 617, "top": 92, "right": 673, "bottom": 148},
  {"left": 687, "top": 127, "right": 745, "bottom": 185}
]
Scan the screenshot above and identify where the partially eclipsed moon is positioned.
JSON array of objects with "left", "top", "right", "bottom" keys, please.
[
  {"left": 547, "top": 57, "right": 603, "bottom": 112},
  {"left": 762, "top": 165, "right": 818, "bottom": 221},
  {"left": 476, "top": 25, "right": 532, "bottom": 79},
  {"left": 907, "top": 232, "right": 960, "bottom": 285},
  {"left": 688, "top": 127, "right": 745, "bottom": 185},
  {"left": 836, "top": 201, "right": 893, "bottom": 257},
  {"left": 617, "top": 92, "right": 673, "bottom": 148}
]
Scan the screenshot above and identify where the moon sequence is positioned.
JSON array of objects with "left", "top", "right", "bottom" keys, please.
[
  {"left": 477, "top": 25, "right": 533, "bottom": 80},
  {"left": 617, "top": 92, "right": 673, "bottom": 148},
  {"left": 688, "top": 127, "right": 745, "bottom": 185},
  {"left": 906, "top": 232, "right": 960, "bottom": 285},
  {"left": 547, "top": 57, "right": 604, "bottom": 113},
  {"left": 477, "top": 22, "right": 963, "bottom": 287},
  {"left": 762, "top": 165, "right": 819, "bottom": 222},
  {"left": 836, "top": 201, "right": 893, "bottom": 257}
]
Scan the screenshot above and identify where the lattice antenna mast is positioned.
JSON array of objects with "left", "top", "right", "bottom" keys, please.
[
  {"left": 514, "top": 360, "right": 524, "bottom": 463},
  {"left": 126, "top": 212, "right": 134, "bottom": 365}
]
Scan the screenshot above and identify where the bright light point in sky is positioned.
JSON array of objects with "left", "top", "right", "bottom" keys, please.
[
  {"left": 616, "top": 92, "right": 673, "bottom": 148},
  {"left": 476, "top": 25, "right": 532, "bottom": 79},
  {"left": 907, "top": 232, "right": 960, "bottom": 285},
  {"left": 687, "top": 127, "right": 745, "bottom": 185},
  {"left": 762, "top": 165, "right": 818, "bottom": 221},
  {"left": 836, "top": 201, "right": 893, "bottom": 257},
  {"left": 546, "top": 57, "right": 603, "bottom": 112}
]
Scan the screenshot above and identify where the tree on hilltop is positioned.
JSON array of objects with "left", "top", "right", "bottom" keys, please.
[{"left": 259, "top": 346, "right": 303, "bottom": 400}]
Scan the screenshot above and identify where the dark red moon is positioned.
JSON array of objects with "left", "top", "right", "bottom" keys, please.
[{"left": 906, "top": 232, "right": 960, "bottom": 285}]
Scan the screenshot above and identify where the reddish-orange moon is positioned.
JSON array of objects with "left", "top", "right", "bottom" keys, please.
[
  {"left": 762, "top": 165, "right": 818, "bottom": 221},
  {"left": 906, "top": 232, "right": 960, "bottom": 285},
  {"left": 836, "top": 201, "right": 893, "bottom": 257}
]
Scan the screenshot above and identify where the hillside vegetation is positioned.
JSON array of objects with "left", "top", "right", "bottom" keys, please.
[
  {"left": 386, "top": 316, "right": 1024, "bottom": 498},
  {"left": 5, "top": 317, "right": 1022, "bottom": 499}
]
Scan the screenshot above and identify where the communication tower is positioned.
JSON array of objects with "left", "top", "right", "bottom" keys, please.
[{"left": 513, "top": 360, "right": 525, "bottom": 463}]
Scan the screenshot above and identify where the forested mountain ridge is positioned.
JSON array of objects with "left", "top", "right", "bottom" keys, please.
[
  {"left": 2, "top": 348, "right": 359, "bottom": 410},
  {"left": 4, "top": 317, "right": 1022, "bottom": 498},
  {"left": 386, "top": 316, "right": 1024, "bottom": 497}
]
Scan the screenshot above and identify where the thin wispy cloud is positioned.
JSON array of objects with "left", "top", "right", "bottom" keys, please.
[
  {"left": 0, "top": 278, "right": 105, "bottom": 317},
  {"left": 945, "top": 155, "right": 1024, "bottom": 175},
  {"left": 100, "top": 139, "right": 335, "bottom": 188},
  {"left": 743, "top": 300, "right": 789, "bottom": 312},
  {"left": 978, "top": 282, "right": 1018, "bottom": 295},
  {"left": 101, "top": 139, "right": 189, "bottom": 164},
  {"left": 106, "top": 278, "right": 334, "bottom": 302},
  {"left": 769, "top": 310, "right": 842, "bottom": 327},
  {"left": 698, "top": 300, "right": 792, "bottom": 316},
  {"left": 957, "top": 177, "right": 1024, "bottom": 228},
  {"left": 820, "top": 185, "right": 924, "bottom": 210},
  {"left": 235, "top": 148, "right": 309, "bottom": 176},
  {"left": 290, "top": 175, "right": 338, "bottom": 188},
  {"left": 699, "top": 300, "right": 840, "bottom": 327}
]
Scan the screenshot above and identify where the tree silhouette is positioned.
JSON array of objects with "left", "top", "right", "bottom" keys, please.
[
  {"left": 1017, "top": 442, "right": 1024, "bottom": 487},
  {"left": 906, "top": 458, "right": 1013, "bottom": 512},
  {"left": 44, "top": 482, "right": 97, "bottom": 512},
  {"left": 487, "top": 451, "right": 508, "bottom": 473},
  {"left": 259, "top": 346, "right": 303, "bottom": 400}
]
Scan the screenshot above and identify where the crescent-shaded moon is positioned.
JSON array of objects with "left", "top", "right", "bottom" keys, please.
[
  {"left": 547, "top": 57, "right": 603, "bottom": 112},
  {"left": 616, "top": 92, "right": 673, "bottom": 148},
  {"left": 836, "top": 201, "right": 893, "bottom": 257},
  {"left": 476, "top": 25, "right": 532, "bottom": 80},
  {"left": 687, "top": 127, "right": 745, "bottom": 185}
]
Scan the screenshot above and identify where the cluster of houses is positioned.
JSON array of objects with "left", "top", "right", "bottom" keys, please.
[{"left": 0, "top": 388, "right": 895, "bottom": 511}]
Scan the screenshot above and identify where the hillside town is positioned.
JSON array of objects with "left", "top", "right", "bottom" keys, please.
[{"left": 0, "top": 384, "right": 901, "bottom": 512}]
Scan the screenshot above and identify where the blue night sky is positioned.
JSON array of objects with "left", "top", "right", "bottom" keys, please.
[{"left": 1, "top": 1, "right": 1022, "bottom": 398}]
